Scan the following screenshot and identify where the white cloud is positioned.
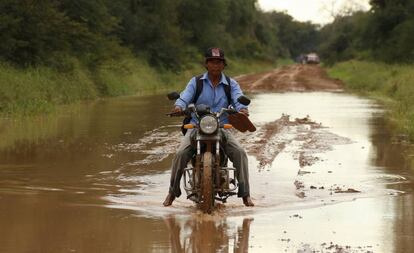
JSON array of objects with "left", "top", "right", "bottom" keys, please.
[{"left": 257, "top": 0, "right": 371, "bottom": 24}]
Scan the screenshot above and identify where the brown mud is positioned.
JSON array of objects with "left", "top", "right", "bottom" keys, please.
[
  {"left": 234, "top": 114, "right": 352, "bottom": 170},
  {"left": 236, "top": 64, "right": 343, "bottom": 92}
]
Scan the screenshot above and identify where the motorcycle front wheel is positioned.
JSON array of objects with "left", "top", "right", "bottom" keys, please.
[{"left": 200, "top": 151, "right": 214, "bottom": 214}]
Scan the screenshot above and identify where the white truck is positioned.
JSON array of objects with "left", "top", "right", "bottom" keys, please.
[{"left": 303, "top": 53, "right": 320, "bottom": 64}]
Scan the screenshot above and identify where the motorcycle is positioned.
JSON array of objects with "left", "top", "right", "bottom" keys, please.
[{"left": 167, "top": 92, "right": 255, "bottom": 213}]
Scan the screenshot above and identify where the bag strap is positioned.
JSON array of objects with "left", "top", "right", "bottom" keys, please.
[
  {"left": 193, "top": 74, "right": 204, "bottom": 104},
  {"left": 224, "top": 76, "right": 232, "bottom": 105},
  {"left": 193, "top": 75, "right": 232, "bottom": 105}
]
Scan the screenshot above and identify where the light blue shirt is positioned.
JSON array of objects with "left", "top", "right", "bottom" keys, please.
[{"left": 175, "top": 72, "right": 248, "bottom": 124}]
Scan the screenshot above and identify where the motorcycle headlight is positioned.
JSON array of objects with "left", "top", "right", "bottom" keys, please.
[{"left": 199, "top": 115, "right": 218, "bottom": 134}]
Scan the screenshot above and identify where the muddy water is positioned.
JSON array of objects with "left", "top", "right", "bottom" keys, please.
[{"left": 0, "top": 93, "right": 413, "bottom": 253}]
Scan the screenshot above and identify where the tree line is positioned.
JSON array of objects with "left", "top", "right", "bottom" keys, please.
[
  {"left": 0, "top": 0, "right": 319, "bottom": 72},
  {"left": 318, "top": 0, "right": 414, "bottom": 65},
  {"left": 3, "top": 0, "right": 411, "bottom": 71}
]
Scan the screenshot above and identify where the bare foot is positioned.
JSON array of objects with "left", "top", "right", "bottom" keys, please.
[
  {"left": 243, "top": 196, "right": 254, "bottom": 206},
  {"left": 163, "top": 193, "right": 175, "bottom": 206}
]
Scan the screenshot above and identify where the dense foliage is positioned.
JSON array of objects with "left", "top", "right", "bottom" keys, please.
[
  {"left": 0, "top": 0, "right": 318, "bottom": 71},
  {"left": 318, "top": 0, "right": 414, "bottom": 64}
]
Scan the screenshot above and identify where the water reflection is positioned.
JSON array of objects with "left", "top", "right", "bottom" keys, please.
[
  {"left": 164, "top": 216, "right": 253, "bottom": 253},
  {"left": 368, "top": 116, "right": 414, "bottom": 253},
  {"left": 0, "top": 95, "right": 176, "bottom": 153}
]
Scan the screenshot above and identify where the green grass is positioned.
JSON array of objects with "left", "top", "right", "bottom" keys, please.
[
  {"left": 0, "top": 61, "right": 97, "bottom": 115},
  {"left": 0, "top": 57, "right": 163, "bottom": 116},
  {"left": 327, "top": 60, "right": 414, "bottom": 141},
  {"left": 93, "top": 57, "right": 165, "bottom": 96}
]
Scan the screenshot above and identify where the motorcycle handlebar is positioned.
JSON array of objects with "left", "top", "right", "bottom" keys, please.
[
  {"left": 166, "top": 111, "right": 185, "bottom": 117},
  {"left": 166, "top": 107, "right": 193, "bottom": 117},
  {"left": 167, "top": 108, "right": 237, "bottom": 117}
]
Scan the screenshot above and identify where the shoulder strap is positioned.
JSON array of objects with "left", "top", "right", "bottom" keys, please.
[
  {"left": 224, "top": 75, "right": 232, "bottom": 106},
  {"left": 193, "top": 74, "right": 232, "bottom": 105},
  {"left": 193, "top": 74, "right": 204, "bottom": 104}
]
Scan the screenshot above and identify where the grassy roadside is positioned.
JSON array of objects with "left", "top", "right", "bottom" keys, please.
[
  {"left": 0, "top": 57, "right": 280, "bottom": 117},
  {"left": 327, "top": 60, "right": 414, "bottom": 166}
]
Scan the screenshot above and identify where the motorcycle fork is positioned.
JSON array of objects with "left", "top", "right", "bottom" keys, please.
[
  {"left": 194, "top": 140, "right": 202, "bottom": 192},
  {"left": 214, "top": 140, "right": 221, "bottom": 192}
]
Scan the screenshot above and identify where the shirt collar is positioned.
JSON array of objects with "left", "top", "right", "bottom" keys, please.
[{"left": 201, "top": 72, "right": 229, "bottom": 85}]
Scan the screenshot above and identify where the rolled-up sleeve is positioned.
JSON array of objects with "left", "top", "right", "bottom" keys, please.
[
  {"left": 230, "top": 79, "right": 248, "bottom": 111},
  {"left": 175, "top": 77, "right": 196, "bottom": 109}
]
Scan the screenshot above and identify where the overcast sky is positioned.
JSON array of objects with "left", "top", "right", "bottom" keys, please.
[{"left": 257, "top": 0, "right": 371, "bottom": 25}]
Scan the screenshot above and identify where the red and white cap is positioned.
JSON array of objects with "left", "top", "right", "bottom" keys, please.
[{"left": 205, "top": 47, "right": 225, "bottom": 61}]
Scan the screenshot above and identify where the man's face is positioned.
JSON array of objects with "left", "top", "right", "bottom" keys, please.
[{"left": 205, "top": 59, "right": 225, "bottom": 76}]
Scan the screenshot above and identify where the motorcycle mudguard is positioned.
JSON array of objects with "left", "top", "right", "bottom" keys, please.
[{"left": 228, "top": 113, "right": 256, "bottom": 132}]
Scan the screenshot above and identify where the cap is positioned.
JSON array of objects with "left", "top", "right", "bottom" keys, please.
[{"left": 205, "top": 47, "right": 225, "bottom": 61}]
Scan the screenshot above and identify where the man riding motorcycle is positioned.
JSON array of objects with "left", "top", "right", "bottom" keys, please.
[{"left": 163, "top": 47, "right": 254, "bottom": 207}]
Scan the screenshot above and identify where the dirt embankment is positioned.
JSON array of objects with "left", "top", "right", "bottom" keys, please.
[{"left": 235, "top": 64, "right": 344, "bottom": 92}]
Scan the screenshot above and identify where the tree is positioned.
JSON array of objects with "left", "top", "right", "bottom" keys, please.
[
  {"left": 0, "top": 0, "right": 94, "bottom": 67},
  {"left": 178, "top": 0, "right": 229, "bottom": 53},
  {"left": 318, "top": 11, "right": 370, "bottom": 64},
  {"left": 107, "top": 0, "right": 188, "bottom": 70},
  {"left": 366, "top": 0, "right": 414, "bottom": 62}
]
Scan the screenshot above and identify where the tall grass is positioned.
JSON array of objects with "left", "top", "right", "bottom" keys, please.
[
  {"left": 93, "top": 57, "right": 165, "bottom": 96},
  {"left": 328, "top": 60, "right": 414, "bottom": 141},
  {"left": 0, "top": 61, "right": 97, "bottom": 115}
]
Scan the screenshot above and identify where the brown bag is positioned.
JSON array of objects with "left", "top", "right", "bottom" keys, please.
[{"left": 228, "top": 113, "right": 256, "bottom": 132}]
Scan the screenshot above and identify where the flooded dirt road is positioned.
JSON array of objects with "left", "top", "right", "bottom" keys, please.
[{"left": 1, "top": 65, "right": 414, "bottom": 252}]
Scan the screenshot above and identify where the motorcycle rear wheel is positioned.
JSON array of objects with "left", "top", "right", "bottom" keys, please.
[{"left": 200, "top": 151, "right": 214, "bottom": 214}]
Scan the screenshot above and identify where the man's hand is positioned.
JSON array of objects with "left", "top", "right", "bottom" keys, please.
[
  {"left": 239, "top": 108, "right": 249, "bottom": 117},
  {"left": 170, "top": 106, "right": 183, "bottom": 116}
]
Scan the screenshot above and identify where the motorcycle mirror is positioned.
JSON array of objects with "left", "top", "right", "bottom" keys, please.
[
  {"left": 167, "top": 92, "right": 180, "bottom": 101},
  {"left": 237, "top": 95, "right": 251, "bottom": 106}
]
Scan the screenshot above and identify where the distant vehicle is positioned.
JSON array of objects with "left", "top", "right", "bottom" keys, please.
[
  {"left": 304, "top": 53, "right": 320, "bottom": 64},
  {"left": 296, "top": 53, "right": 320, "bottom": 64}
]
